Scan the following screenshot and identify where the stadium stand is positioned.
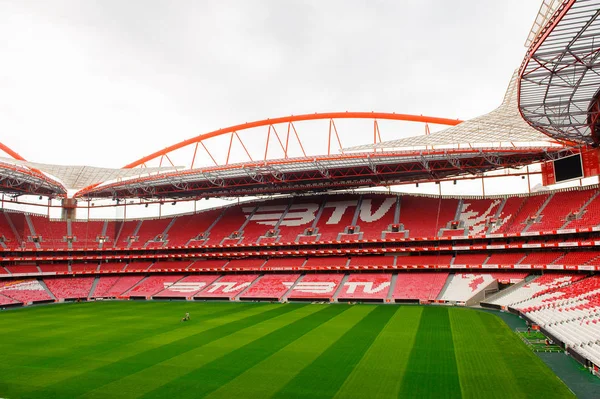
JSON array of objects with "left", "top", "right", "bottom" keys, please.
[
  {"left": 195, "top": 274, "right": 258, "bottom": 299},
  {"left": 125, "top": 275, "right": 184, "bottom": 297},
  {"left": 357, "top": 195, "right": 397, "bottom": 240},
  {"left": 5, "top": 265, "right": 39, "bottom": 274},
  {"left": 336, "top": 273, "right": 392, "bottom": 301},
  {"left": 70, "top": 263, "right": 99, "bottom": 273},
  {"left": 458, "top": 198, "right": 503, "bottom": 236},
  {"left": 240, "top": 274, "right": 301, "bottom": 300},
  {"left": 399, "top": 196, "right": 458, "bottom": 237},
  {"left": 224, "top": 259, "right": 266, "bottom": 271},
  {"left": 93, "top": 275, "right": 145, "bottom": 298},
  {"left": 392, "top": 272, "right": 449, "bottom": 302},
  {"left": 0, "top": 279, "right": 53, "bottom": 303},
  {"left": 70, "top": 220, "right": 104, "bottom": 249},
  {"left": 438, "top": 273, "right": 498, "bottom": 303},
  {"left": 154, "top": 275, "right": 220, "bottom": 298},
  {"left": 287, "top": 273, "right": 344, "bottom": 300},
  {"left": 44, "top": 277, "right": 95, "bottom": 299}
]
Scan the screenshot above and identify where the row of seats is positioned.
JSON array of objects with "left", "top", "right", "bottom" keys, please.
[
  {"left": 2, "top": 189, "right": 600, "bottom": 250},
  {"left": 0, "top": 271, "right": 534, "bottom": 304}
]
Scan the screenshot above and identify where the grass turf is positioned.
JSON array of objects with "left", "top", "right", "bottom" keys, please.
[{"left": 0, "top": 301, "right": 575, "bottom": 399}]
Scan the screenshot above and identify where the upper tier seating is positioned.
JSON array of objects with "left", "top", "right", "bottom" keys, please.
[
  {"left": 358, "top": 195, "right": 397, "bottom": 240},
  {"left": 287, "top": 273, "right": 344, "bottom": 300},
  {"left": 392, "top": 272, "right": 449, "bottom": 301},
  {"left": 195, "top": 274, "right": 258, "bottom": 298},
  {"left": 70, "top": 220, "right": 104, "bottom": 249},
  {"left": 154, "top": 275, "right": 220, "bottom": 297},
  {"left": 111, "top": 220, "right": 139, "bottom": 248},
  {"left": 239, "top": 199, "right": 290, "bottom": 245},
  {"left": 500, "top": 195, "right": 549, "bottom": 234},
  {"left": 166, "top": 210, "right": 223, "bottom": 246},
  {"left": 565, "top": 193, "right": 600, "bottom": 229},
  {"left": 205, "top": 206, "right": 247, "bottom": 245},
  {"left": 336, "top": 273, "right": 392, "bottom": 300},
  {"left": 458, "top": 198, "right": 503, "bottom": 236},
  {"left": 44, "top": 277, "right": 95, "bottom": 299},
  {"left": 130, "top": 218, "right": 172, "bottom": 248},
  {"left": 529, "top": 190, "right": 595, "bottom": 232},
  {"left": 240, "top": 274, "right": 301, "bottom": 300},
  {"left": 1, "top": 189, "right": 600, "bottom": 252},
  {"left": 399, "top": 196, "right": 458, "bottom": 238},
  {"left": 0, "top": 279, "right": 53, "bottom": 303}
]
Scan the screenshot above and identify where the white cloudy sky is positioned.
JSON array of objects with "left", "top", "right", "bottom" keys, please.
[{"left": 0, "top": 0, "right": 543, "bottom": 170}]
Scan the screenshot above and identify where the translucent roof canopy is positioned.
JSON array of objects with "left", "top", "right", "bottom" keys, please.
[{"left": 343, "top": 72, "right": 560, "bottom": 152}]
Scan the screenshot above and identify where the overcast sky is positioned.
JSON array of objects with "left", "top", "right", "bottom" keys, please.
[{"left": 0, "top": 0, "right": 542, "bottom": 170}]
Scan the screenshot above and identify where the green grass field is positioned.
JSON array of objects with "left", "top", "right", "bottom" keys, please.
[{"left": 0, "top": 301, "right": 575, "bottom": 399}]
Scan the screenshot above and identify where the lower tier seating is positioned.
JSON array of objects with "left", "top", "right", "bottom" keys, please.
[
  {"left": 154, "top": 275, "right": 220, "bottom": 298},
  {"left": 336, "top": 273, "right": 392, "bottom": 300},
  {"left": 392, "top": 272, "right": 449, "bottom": 302},
  {"left": 438, "top": 273, "right": 497, "bottom": 303},
  {"left": 0, "top": 279, "right": 53, "bottom": 303},
  {"left": 240, "top": 274, "right": 301, "bottom": 300},
  {"left": 126, "top": 275, "right": 184, "bottom": 297},
  {"left": 287, "top": 274, "right": 344, "bottom": 300},
  {"left": 195, "top": 274, "right": 258, "bottom": 298},
  {"left": 44, "top": 277, "right": 95, "bottom": 299}
]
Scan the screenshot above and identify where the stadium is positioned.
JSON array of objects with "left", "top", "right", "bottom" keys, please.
[{"left": 1, "top": 0, "right": 600, "bottom": 398}]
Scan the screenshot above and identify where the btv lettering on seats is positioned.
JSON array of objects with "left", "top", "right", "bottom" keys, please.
[
  {"left": 205, "top": 281, "right": 251, "bottom": 293},
  {"left": 343, "top": 281, "right": 390, "bottom": 294},
  {"left": 243, "top": 198, "right": 395, "bottom": 226},
  {"left": 164, "top": 282, "right": 207, "bottom": 293},
  {"left": 291, "top": 282, "right": 337, "bottom": 293}
]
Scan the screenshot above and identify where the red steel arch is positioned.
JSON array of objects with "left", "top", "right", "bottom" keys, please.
[{"left": 123, "top": 112, "right": 462, "bottom": 169}]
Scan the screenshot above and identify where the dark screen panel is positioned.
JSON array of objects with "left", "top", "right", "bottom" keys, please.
[{"left": 554, "top": 154, "right": 583, "bottom": 183}]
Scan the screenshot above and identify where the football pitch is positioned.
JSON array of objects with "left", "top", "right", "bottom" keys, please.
[{"left": 0, "top": 301, "right": 575, "bottom": 399}]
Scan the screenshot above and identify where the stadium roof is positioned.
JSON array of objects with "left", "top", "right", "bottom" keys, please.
[
  {"left": 343, "top": 72, "right": 561, "bottom": 151},
  {"left": 0, "top": 158, "right": 178, "bottom": 191},
  {"left": 519, "top": 0, "right": 600, "bottom": 144}
]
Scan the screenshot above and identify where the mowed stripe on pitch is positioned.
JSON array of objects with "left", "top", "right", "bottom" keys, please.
[
  {"left": 138, "top": 304, "right": 351, "bottom": 399},
  {"left": 272, "top": 305, "right": 398, "bottom": 399},
  {"left": 80, "top": 304, "right": 332, "bottom": 399},
  {"left": 0, "top": 302, "right": 252, "bottom": 395},
  {"left": 24, "top": 303, "right": 303, "bottom": 398},
  {"left": 452, "top": 309, "right": 575, "bottom": 399},
  {"left": 0, "top": 302, "right": 261, "bottom": 394},
  {"left": 398, "top": 306, "right": 461, "bottom": 398},
  {"left": 333, "top": 306, "right": 423, "bottom": 399},
  {"left": 204, "top": 305, "right": 376, "bottom": 399}
]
